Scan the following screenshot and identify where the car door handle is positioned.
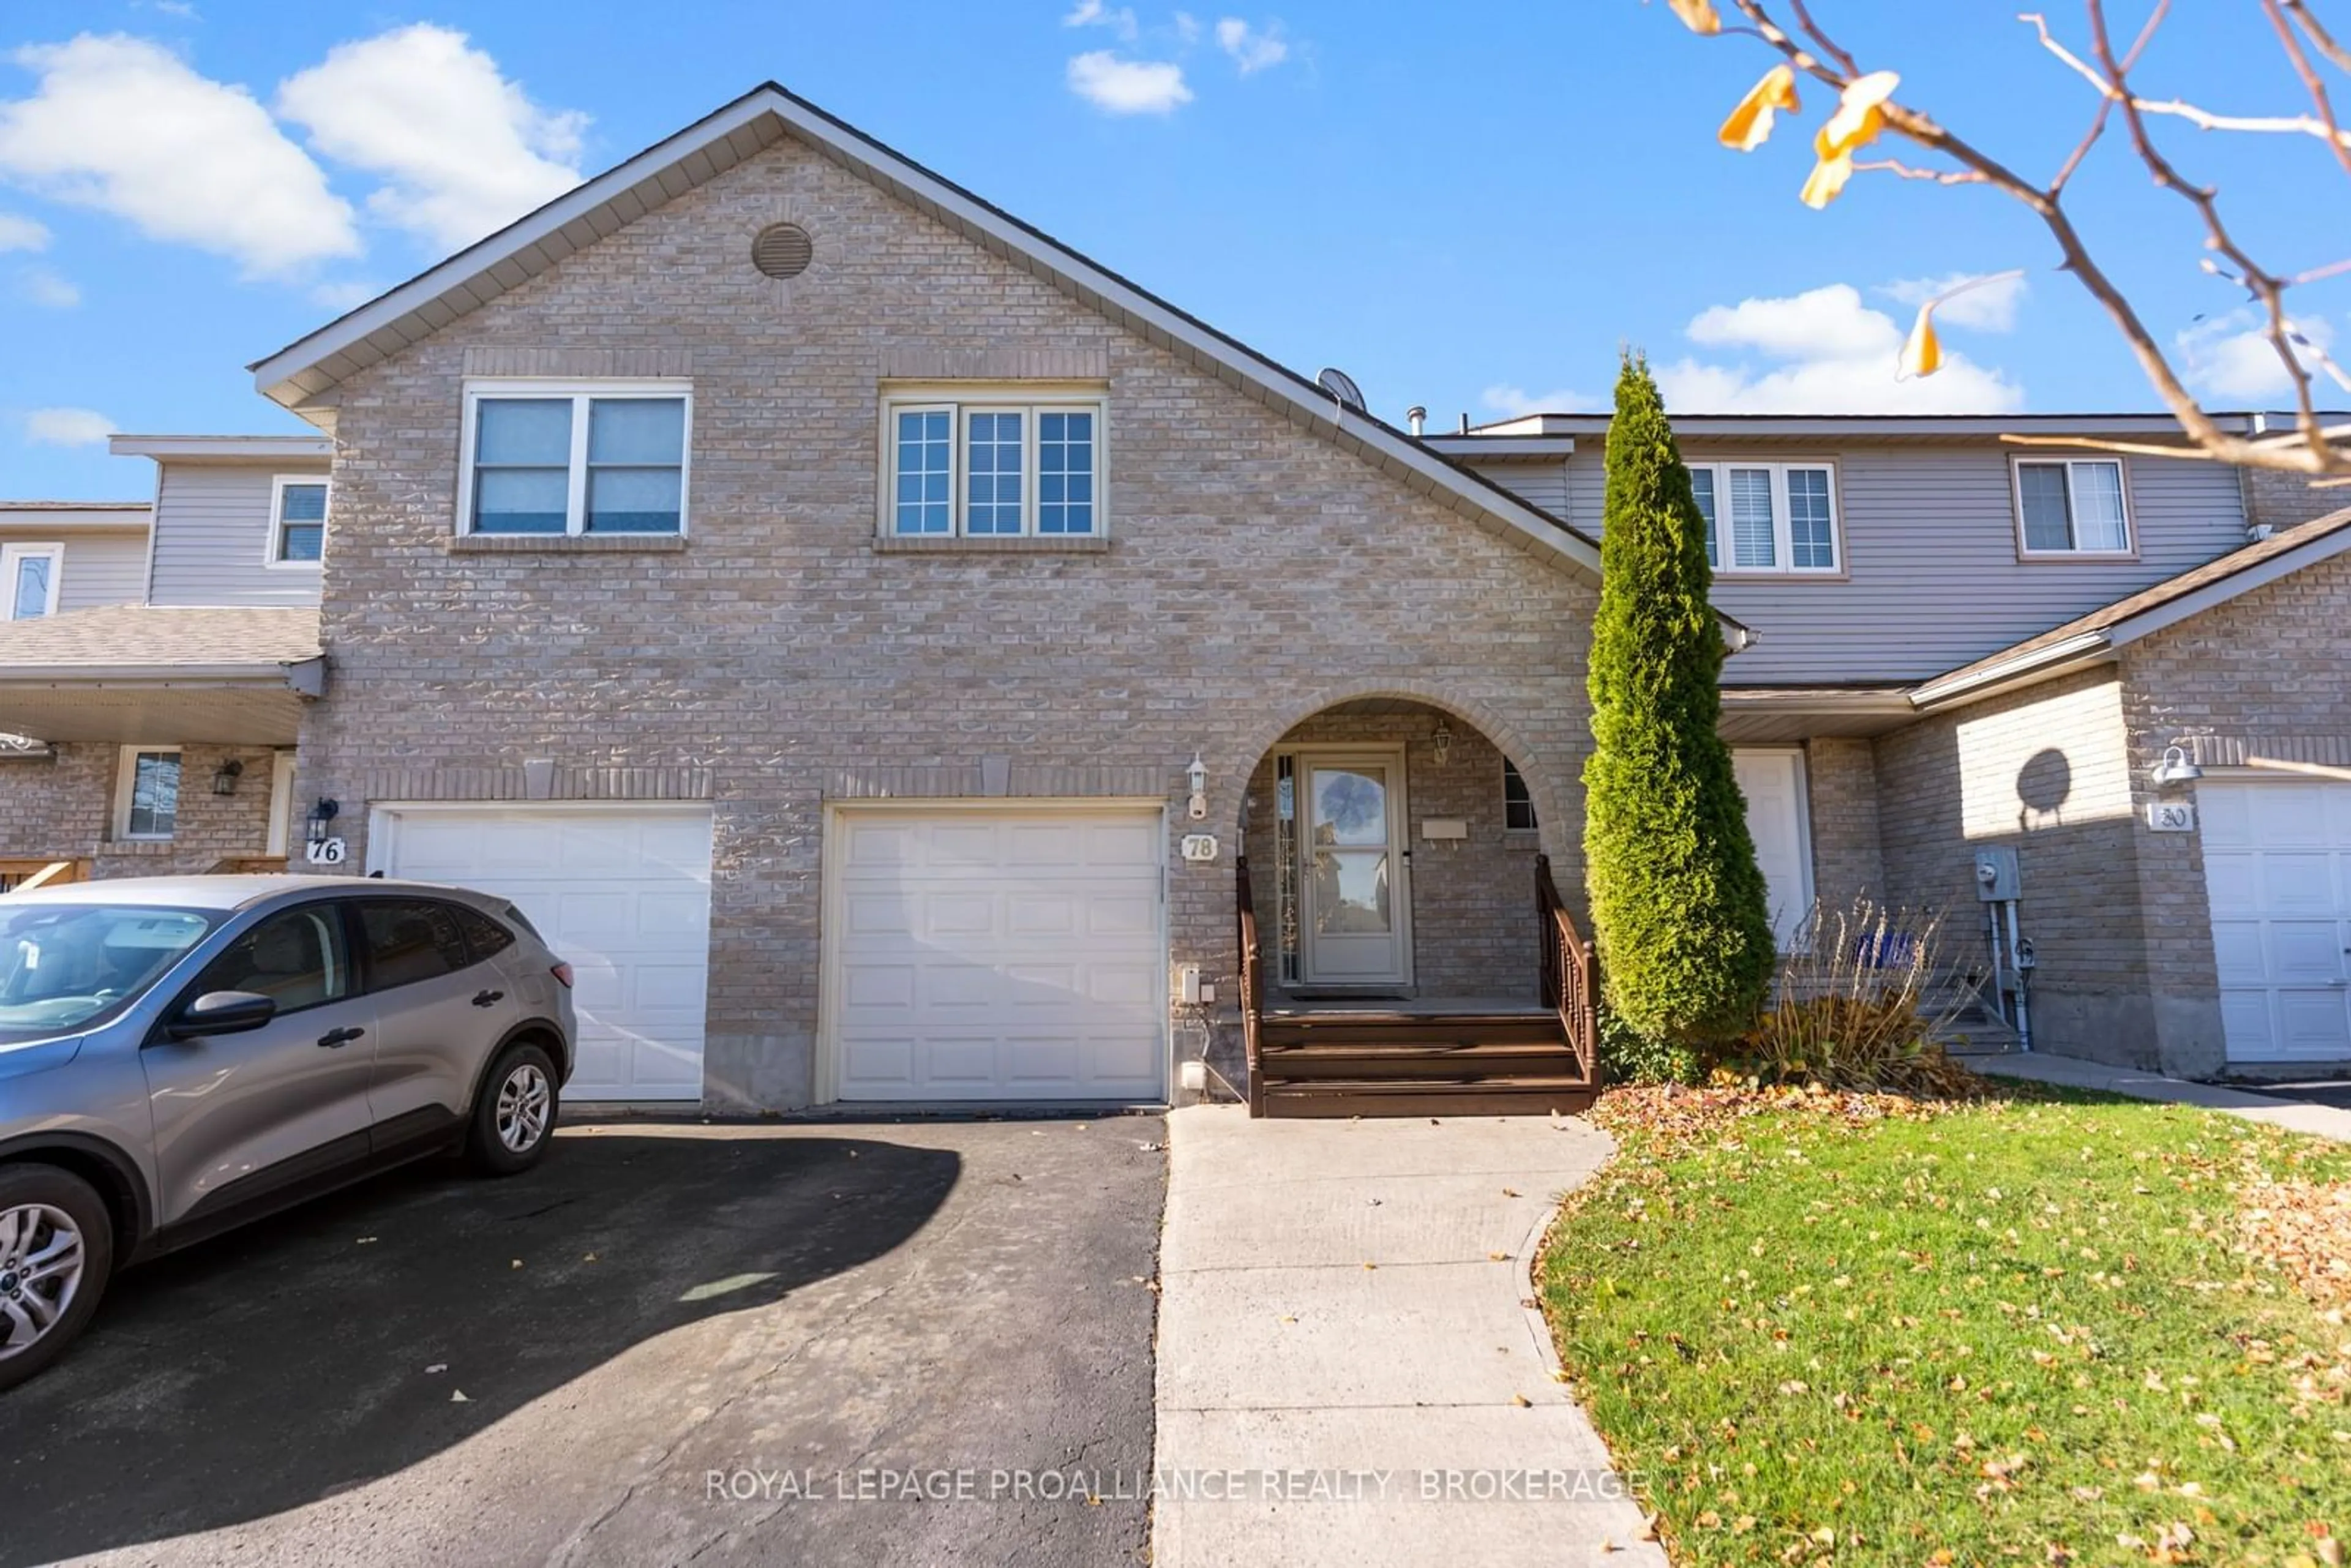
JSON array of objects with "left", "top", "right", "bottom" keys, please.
[
  {"left": 316, "top": 1026, "right": 366, "bottom": 1049},
  {"left": 472, "top": 989, "right": 506, "bottom": 1008}
]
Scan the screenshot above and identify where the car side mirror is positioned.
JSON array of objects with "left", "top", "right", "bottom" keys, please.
[{"left": 165, "top": 990, "right": 277, "bottom": 1041}]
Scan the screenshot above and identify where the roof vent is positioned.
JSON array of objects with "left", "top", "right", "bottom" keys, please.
[{"left": 752, "top": 223, "right": 813, "bottom": 279}]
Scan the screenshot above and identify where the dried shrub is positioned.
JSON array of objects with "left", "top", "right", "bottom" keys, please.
[{"left": 1737, "top": 899, "right": 1976, "bottom": 1094}]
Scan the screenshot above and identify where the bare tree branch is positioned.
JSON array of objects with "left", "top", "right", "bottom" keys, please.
[
  {"left": 1703, "top": 0, "right": 2349, "bottom": 477},
  {"left": 2260, "top": 0, "right": 2351, "bottom": 179}
]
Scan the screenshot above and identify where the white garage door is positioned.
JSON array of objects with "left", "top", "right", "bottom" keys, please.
[
  {"left": 828, "top": 806, "right": 1166, "bottom": 1102},
  {"left": 2200, "top": 778, "right": 2351, "bottom": 1063},
  {"left": 374, "top": 805, "right": 715, "bottom": 1100}
]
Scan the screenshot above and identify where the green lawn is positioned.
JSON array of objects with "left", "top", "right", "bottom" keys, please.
[{"left": 1540, "top": 1087, "right": 2350, "bottom": 1567}]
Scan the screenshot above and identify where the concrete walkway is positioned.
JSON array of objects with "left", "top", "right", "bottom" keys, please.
[
  {"left": 1153, "top": 1106, "right": 1661, "bottom": 1568},
  {"left": 1980, "top": 1052, "right": 2351, "bottom": 1142}
]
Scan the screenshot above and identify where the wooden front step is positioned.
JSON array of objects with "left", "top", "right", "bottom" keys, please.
[
  {"left": 1259, "top": 1076, "right": 1600, "bottom": 1119},
  {"left": 1259, "top": 1015, "right": 1569, "bottom": 1050},
  {"left": 1259, "top": 1039, "right": 1585, "bottom": 1080}
]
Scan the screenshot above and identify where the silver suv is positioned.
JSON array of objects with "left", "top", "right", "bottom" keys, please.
[{"left": 0, "top": 876, "right": 577, "bottom": 1390}]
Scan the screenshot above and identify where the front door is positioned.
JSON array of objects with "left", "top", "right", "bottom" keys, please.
[{"left": 1297, "top": 751, "right": 1412, "bottom": 988}]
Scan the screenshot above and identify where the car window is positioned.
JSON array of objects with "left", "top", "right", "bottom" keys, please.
[
  {"left": 356, "top": 899, "right": 474, "bottom": 991},
  {"left": 452, "top": 904, "right": 517, "bottom": 962},
  {"left": 0, "top": 904, "right": 219, "bottom": 1041},
  {"left": 188, "top": 905, "right": 350, "bottom": 1015},
  {"left": 500, "top": 904, "right": 542, "bottom": 942}
]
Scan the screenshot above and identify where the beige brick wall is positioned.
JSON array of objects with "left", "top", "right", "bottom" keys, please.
[
  {"left": 1242, "top": 704, "right": 1541, "bottom": 1002},
  {"left": 1802, "top": 738, "right": 1883, "bottom": 915},
  {"left": 0, "top": 741, "right": 284, "bottom": 877},
  {"left": 2240, "top": 465, "right": 2349, "bottom": 534},
  {"left": 1873, "top": 667, "right": 2155, "bottom": 1062},
  {"left": 299, "top": 135, "right": 1597, "bottom": 1109}
]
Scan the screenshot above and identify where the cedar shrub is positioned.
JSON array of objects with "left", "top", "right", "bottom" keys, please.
[{"left": 1581, "top": 354, "right": 1775, "bottom": 1048}]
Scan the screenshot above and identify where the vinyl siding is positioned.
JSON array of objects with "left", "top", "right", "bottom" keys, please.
[
  {"left": 1470, "top": 459, "right": 1570, "bottom": 517},
  {"left": 147, "top": 461, "right": 328, "bottom": 608},
  {"left": 1523, "top": 442, "right": 2247, "bottom": 683},
  {"left": 0, "top": 527, "right": 149, "bottom": 612}
]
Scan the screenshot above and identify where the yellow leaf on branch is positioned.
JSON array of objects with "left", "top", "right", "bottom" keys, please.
[
  {"left": 1667, "top": 0, "right": 1722, "bottom": 35},
  {"left": 1801, "top": 71, "right": 1901, "bottom": 209},
  {"left": 1720, "top": 65, "right": 1801, "bottom": 153},
  {"left": 1901, "top": 304, "right": 1943, "bottom": 378}
]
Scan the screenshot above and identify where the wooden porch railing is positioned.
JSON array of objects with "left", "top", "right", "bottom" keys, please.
[
  {"left": 1235, "top": 854, "right": 1266, "bottom": 1117},
  {"left": 0, "top": 859, "right": 87, "bottom": 894},
  {"left": 1535, "top": 854, "right": 1601, "bottom": 1085}
]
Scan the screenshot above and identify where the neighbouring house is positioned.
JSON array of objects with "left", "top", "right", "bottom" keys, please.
[
  {"left": 1436, "top": 414, "right": 2350, "bottom": 1080},
  {"left": 13, "top": 83, "right": 2345, "bottom": 1111},
  {"left": 0, "top": 438, "right": 329, "bottom": 887}
]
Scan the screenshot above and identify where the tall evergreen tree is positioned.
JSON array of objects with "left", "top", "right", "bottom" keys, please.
[{"left": 1583, "top": 354, "right": 1776, "bottom": 1046}]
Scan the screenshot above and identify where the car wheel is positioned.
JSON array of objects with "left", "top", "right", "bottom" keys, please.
[
  {"left": 0, "top": 1164, "right": 114, "bottom": 1394},
  {"left": 468, "top": 1041, "right": 560, "bottom": 1176}
]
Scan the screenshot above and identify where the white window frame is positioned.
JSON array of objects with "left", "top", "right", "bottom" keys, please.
[
  {"left": 878, "top": 385, "right": 1108, "bottom": 539},
  {"left": 265, "top": 475, "right": 331, "bottom": 569},
  {"left": 456, "top": 378, "right": 694, "bottom": 538},
  {"left": 2012, "top": 455, "right": 2134, "bottom": 558},
  {"left": 1684, "top": 460, "right": 1843, "bottom": 577},
  {"left": 0, "top": 542, "right": 64, "bottom": 620},
  {"left": 113, "top": 745, "right": 183, "bottom": 842}
]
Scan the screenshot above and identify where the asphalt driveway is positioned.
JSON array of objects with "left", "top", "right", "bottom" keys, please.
[{"left": 1, "top": 1116, "right": 1164, "bottom": 1567}]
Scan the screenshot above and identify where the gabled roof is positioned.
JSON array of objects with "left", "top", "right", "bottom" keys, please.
[
  {"left": 247, "top": 83, "right": 1629, "bottom": 594},
  {"left": 1912, "top": 506, "right": 2351, "bottom": 710}
]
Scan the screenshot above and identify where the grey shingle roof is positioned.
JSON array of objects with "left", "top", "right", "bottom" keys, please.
[{"left": 0, "top": 606, "right": 321, "bottom": 671}]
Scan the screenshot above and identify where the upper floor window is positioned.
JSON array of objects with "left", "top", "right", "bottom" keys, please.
[
  {"left": 885, "top": 391, "right": 1103, "bottom": 538},
  {"left": 114, "top": 746, "right": 181, "bottom": 841},
  {"left": 2015, "top": 457, "right": 2130, "bottom": 556},
  {"left": 1502, "top": 759, "right": 1539, "bottom": 833},
  {"left": 1684, "top": 461, "right": 1840, "bottom": 576},
  {"left": 0, "top": 543, "right": 61, "bottom": 620},
  {"left": 269, "top": 477, "right": 329, "bottom": 566},
  {"left": 460, "top": 380, "right": 691, "bottom": 537}
]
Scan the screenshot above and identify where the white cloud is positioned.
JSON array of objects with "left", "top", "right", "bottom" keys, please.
[
  {"left": 1215, "top": 17, "right": 1289, "bottom": 73},
  {"left": 1879, "top": 271, "right": 2029, "bottom": 334},
  {"left": 23, "top": 406, "right": 112, "bottom": 446},
  {"left": 1064, "top": 0, "right": 1141, "bottom": 41},
  {"left": 17, "top": 266, "right": 77, "bottom": 307},
  {"left": 2176, "top": 310, "right": 2336, "bottom": 402},
  {"left": 1480, "top": 384, "right": 1602, "bottom": 419},
  {"left": 277, "top": 24, "right": 585, "bottom": 254},
  {"left": 307, "top": 278, "right": 381, "bottom": 312},
  {"left": 1174, "top": 11, "right": 1202, "bottom": 43},
  {"left": 0, "top": 211, "right": 48, "bottom": 251},
  {"left": 1066, "top": 51, "right": 1192, "bottom": 114},
  {"left": 0, "top": 34, "right": 358, "bottom": 277},
  {"left": 1654, "top": 282, "right": 2025, "bottom": 413}
]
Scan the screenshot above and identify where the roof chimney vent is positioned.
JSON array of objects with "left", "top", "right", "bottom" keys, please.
[
  {"left": 1458, "top": 412, "right": 1470, "bottom": 435},
  {"left": 1406, "top": 405, "right": 1427, "bottom": 437}
]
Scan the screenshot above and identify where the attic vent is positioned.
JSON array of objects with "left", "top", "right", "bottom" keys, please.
[{"left": 751, "top": 223, "right": 813, "bottom": 279}]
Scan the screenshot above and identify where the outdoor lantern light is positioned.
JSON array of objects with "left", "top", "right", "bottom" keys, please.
[
  {"left": 1430, "top": 721, "right": 1453, "bottom": 767},
  {"left": 211, "top": 759, "right": 242, "bottom": 796},
  {"left": 306, "top": 797, "right": 340, "bottom": 846},
  {"left": 1186, "top": 753, "right": 1209, "bottom": 822},
  {"left": 2150, "top": 745, "right": 2204, "bottom": 788}
]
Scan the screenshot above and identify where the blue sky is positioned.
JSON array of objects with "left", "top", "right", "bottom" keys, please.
[{"left": 1, "top": 1, "right": 2342, "bottom": 498}]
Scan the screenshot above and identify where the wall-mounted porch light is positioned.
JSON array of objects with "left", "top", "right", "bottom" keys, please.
[
  {"left": 306, "top": 797, "right": 340, "bottom": 845},
  {"left": 2150, "top": 746, "right": 2204, "bottom": 788},
  {"left": 211, "top": 758, "right": 243, "bottom": 796},
  {"left": 1186, "top": 753, "right": 1209, "bottom": 822},
  {"left": 1430, "top": 721, "right": 1453, "bottom": 767}
]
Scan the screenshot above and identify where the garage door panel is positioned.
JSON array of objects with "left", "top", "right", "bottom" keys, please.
[
  {"left": 2271, "top": 922, "right": 2347, "bottom": 984},
  {"left": 830, "top": 807, "right": 1165, "bottom": 1101},
  {"left": 2200, "top": 781, "right": 2351, "bottom": 1064},
  {"left": 2278, "top": 991, "right": 2351, "bottom": 1055},
  {"left": 2201, "top": 852, "right": 2258, "bottom": 914},
  {"left": 2210, "top": 921, "right": 2268, "bottom": 984},
  {"left": 382, "top": 806, "right": 713, "bottom": 1101}
]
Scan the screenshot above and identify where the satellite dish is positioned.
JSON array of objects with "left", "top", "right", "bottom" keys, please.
[{"left": 1316, "top": 367, "right": 1367, "bottom": 413}]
